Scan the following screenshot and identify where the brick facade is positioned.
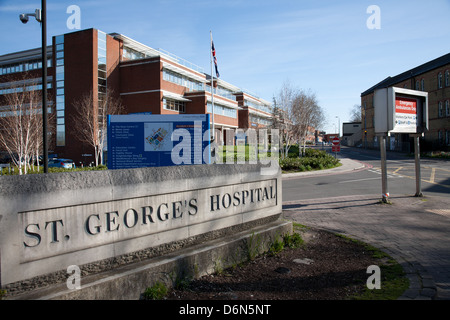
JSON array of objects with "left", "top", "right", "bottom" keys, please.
[
  {"left": 361, "top": 53, "right": 450, "bottom": 152},
  {"left": 1, "top": 28, "right": 274, "bottom": 165}
]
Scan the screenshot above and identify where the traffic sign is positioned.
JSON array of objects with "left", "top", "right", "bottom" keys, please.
[{"left": 332, "top": 137, "right": 340, "bottom": 152}]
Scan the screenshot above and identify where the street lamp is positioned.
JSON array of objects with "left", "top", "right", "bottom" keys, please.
[
  {"left": 335, "top": 116, "right": 340, "bottom": 138},
  {"left": 20, "top": 0, "right": 48, "bottom": 173}
]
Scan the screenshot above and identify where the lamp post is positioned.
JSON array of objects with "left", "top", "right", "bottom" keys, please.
[
  {"left": 335, "top": 116, "right": 340, "bottom": 138},
  {"left": 20, "top": 0, "right": 48, "bottom": 173}
]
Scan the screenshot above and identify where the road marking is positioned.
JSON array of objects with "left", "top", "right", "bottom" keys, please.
[
  {"left": 429, "top": 168, "right": 435, "bottom": 183},
  {"left": 392, "top": 167, "right": 403, "bottom": 174},
  {"left": 339, "top": 177, "right": 381, "bottom": 184}
]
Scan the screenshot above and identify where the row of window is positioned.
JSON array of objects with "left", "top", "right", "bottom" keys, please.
[
  {"left": 207, "top": 102, "right": 237, "bottom": 118},
  {"left": 163, "top": 69, "right": 204, "bottom": 92},
  {"left": 438, "top": 71, "right": 450, "bottom": 89},
  {"left": 55, "top": 35, "right": 66, "bottom": 147},
  {"left": 206, "top": 84, "right": 236, "bottom": 101},
  {"left": 249, "top": 115, "right": 272, "bottom": 126},
  {"left": 412, "top": 70, "right": 450, "bottom": 91},
  {"left": 438, "top": 130, "right": 450, "bottom": 146},
  {"left": 0, "top": 82, "right": 52, "bottom": 95},
  {"left": 0, "top": 59, "right": 52, "bottom": 76},
  {"left": 162, "top": 98, "right": 241, "bottom": 120},
  {"left": 163, "top": 98, "right": 185, "bottom": 113},
  {"left": 162, "top": 68, "right": 238, "bottom": 102},
  {"left": 98, "top": 31, "right": 107, "bottom": 103},
  {"left": 245, "top": 99, "right": 271, "bottom": 114},
  {"left": 438, "top": 100, "right": 450, "bottom": 118}
]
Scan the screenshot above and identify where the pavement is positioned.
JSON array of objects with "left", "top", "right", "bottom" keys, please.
[{"left": 281, "top": 157, "right": 450, "bottom": 300}]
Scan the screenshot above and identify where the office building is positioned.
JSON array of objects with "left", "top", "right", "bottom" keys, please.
[{"left": 0, "top": 28, "right": 273, "bottom": 165}]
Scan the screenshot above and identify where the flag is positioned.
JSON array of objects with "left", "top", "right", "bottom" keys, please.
[{"left": 211, "top": 40, "right": 220, "bottom": 78}]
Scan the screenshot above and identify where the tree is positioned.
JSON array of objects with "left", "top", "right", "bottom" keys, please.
[
  {"left": 71, "top": 89, "right": 123, "bottom": 166},
  {"left": 0, "top": 76, "right": 51, "bottom": 174},
  {"left": 272, "top": 80, "right": 324, "bottom": 158},
  {"left": 271, "top": 80, "right": 298, "bottom": 159},
  {"left": 294, "top": 89, "right": 325, "bottom": 155},
  {"left": 349, "top": 104, "right": 362, "bottom": 122}
]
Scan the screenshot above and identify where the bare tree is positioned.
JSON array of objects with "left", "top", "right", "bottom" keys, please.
[
  {"left": 294, "top": 89, "right": 325, "bottom": 155},
  {"left": 0, "top": 76, "right": 47, "bottom": 174},
  {"left": 71, "top": 89, "right": 123, "bottom": 166},
  {"left": 272, "top": 81, "right": 325, "bottom": 158},
  {"left": 349, "top": 104, "right": 362, "bottom": 122},
  {"left": 271, "top": 80, "right": 298, "bottom": 159}
]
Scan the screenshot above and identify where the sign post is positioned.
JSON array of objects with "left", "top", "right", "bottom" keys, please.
[
  {"left": 374, "top": 87, "right": 428, "bottom": 202},
  {"left": 331, "top": 136, "right": 340, "bottom": 158}
]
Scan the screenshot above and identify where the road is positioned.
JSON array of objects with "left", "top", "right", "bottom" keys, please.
[{"left": 282, "top": 146, "right": 450, "bottom": 202}]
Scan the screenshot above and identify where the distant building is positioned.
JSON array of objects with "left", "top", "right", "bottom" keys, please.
[
  {"left": 342, "top": 122, "right": 361, "bottom": 147},
  {"left": 361, "top": 53, "right": 450, "bottom": 152},
  {"left": 0, "top": 28, "right": 272, "bottom": 165}
]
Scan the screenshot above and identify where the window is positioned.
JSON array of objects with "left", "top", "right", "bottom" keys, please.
[
  {"left": 446, "top": 100, "right": 450, "bottom": 117},
  {"left": 415, "top": 80, "right": 420, "bottom": 90},
  {"left": 439, "top": 101, "right": 443, "bottom": 117},
  {"left": 446, "top": 70, "right": 450, "bottom": 87},
  {"left": 438, "top": 72, "right": 443, "bottom": 88},
  {"left": 421, "top": 79, "right": 425, "bottom": 91},
  {"left": 55, "top": 34, "right": 65, "bottom": 146},
  {"left": 163, "top": 98, "right": 185, "bottom": 113}
]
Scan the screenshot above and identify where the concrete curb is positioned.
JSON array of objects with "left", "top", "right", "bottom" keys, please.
[{"left": 282, "top": 158, "right": 369, "bottom": 179}]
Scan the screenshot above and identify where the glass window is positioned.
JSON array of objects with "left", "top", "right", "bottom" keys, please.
[
  {"left": 438, "top": 73, "right": 443, "bottom": 88},
  {"left": 56, "top": 125, "right": 65, "bottom": 146},
  {"left": 55, "top": 35, "right": 64, "bottom": 45},
  {"left": 446, "top": 100, "right": 450, "bottom": 117},
  {"left": 163, "top": 98, "right": 185, "bottom": 113}
]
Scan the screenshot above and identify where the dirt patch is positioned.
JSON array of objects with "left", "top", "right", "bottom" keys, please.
[{"left": 167, "top": 227, "right": 389, "bottom": 300}]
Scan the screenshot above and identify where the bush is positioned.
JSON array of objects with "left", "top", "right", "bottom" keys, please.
[
  {"left": 279, "top": 148, "right": 340, "bottom": 172},
  {"left": 143, "top": 282, "right": 168, "bottom": 300}
]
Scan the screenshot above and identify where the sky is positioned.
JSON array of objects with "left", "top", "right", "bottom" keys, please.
[{"left": 1, "top": 0, "right": 450, "bottom": 134}]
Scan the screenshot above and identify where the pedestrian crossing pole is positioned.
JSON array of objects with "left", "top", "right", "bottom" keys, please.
[
  {"left": 411, "top": 133, "right": 423, "bottom": 197},
  {"left": 379, "top": 134, "right": 389, "bottom": 203}
]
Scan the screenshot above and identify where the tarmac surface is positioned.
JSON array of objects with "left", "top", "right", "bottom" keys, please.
[{"left": 282, "top": 158, "right": 450, "bottom": 300}]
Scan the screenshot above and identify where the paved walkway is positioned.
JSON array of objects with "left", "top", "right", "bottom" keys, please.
[{"left": 282, "top": 158, "right": 450, "bottom": 300}]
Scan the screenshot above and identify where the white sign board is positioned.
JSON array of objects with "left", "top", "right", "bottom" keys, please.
[{"left": 374, "top": 87, "right": 428, "bottom": 134}]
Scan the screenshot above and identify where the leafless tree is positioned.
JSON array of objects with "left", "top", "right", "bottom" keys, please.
[
  {"left": 271, "top": 80, "right": 298, "bottom": 158},
  {"left": 272, "top": 81, "right": 324, "bottom": 158},
  {"left": 71, "top": 89, "right": 123, "bottom": 166},
  {"left": 0, "top": 76, "right": 50, "bottom": 174},
  {"left": 349, "top": 104, "right": 362, "bottom": 122},
  {"left": 294, "top": 89, "right": 325, "bottom": 155}
]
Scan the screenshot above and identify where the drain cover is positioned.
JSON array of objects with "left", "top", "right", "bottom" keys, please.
[{"left": 274, "top": 267, "right": 291, "bottom": 274}]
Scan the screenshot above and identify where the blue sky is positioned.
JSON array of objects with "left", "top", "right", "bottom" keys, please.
[{"left": 1, "top": 0, "right": 450, "bottom": 134}]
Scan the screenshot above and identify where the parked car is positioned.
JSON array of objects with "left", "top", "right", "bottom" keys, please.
[{"left": 48, "top": 158, "right": 76, "bottom": 169}]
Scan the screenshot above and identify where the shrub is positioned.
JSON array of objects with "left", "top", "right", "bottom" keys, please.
[
  {"left": 279, "top": 148, "right": 340, "bottom": 172},
  {"left": 143, "top": 282, "right": 168, "bottom": 300}
]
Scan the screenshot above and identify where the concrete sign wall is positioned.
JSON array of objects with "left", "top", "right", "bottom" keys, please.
[{"left": 0, "top": 164, "right": 281, "bottom": 287}]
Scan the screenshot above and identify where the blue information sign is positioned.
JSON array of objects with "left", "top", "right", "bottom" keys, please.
[{"left": 107, "top": 114, "right": 211, "bottom": 169}]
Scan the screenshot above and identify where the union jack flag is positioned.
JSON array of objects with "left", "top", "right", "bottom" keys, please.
[{"left": 211, "top": 41, "right": 220, "bottom": 78}]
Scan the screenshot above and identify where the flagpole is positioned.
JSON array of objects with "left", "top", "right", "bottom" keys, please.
[{"left": 210, "top": 31, "right": 215, "bottom": 141}]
